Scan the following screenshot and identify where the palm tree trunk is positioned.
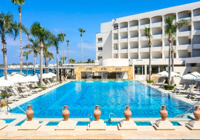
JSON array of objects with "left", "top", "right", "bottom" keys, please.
[
  {"left": 2, "top": 44, "right": 7, "bottom": 80},
  {"left": 81, "top": 34, "right": 83, "bottom": 63},
  {"left": 33, "top": 55, "right": 36, "bottom": 75},
  {"left": 171, "top": 50, "right": 174, "bottom": 84},
  {"left": 26, "top": 57, "right": 28, "bottom": 76},
  {"left": 67, "top": 43, "right": 69, "bottom": 63},
  {"left": 40, "top": 42, "right": 43, "bottom": 86},
  {"left": 61, "top": 41, "right": 63, "bottom": 65},
  {"left": 63, "top": 40, "right": 65, "bottom": 64},
  {"left": 149, "top": 46, "right": 151, "bottom": 80},
  {"left": 168, "top": 39, "right": 172, "bottom": 85},
  {"left": 19, "top": 6, "right": 23, "bottom": 75},
  {"left": 57, "top": 50, "right": 59, "bottom": 81}
]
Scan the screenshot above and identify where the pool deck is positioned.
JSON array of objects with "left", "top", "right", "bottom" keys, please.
[{"left": 1, "top": 80, "right": 200, "bottom": 139}]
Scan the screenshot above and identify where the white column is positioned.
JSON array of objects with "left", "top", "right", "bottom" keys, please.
[
  {"left": 128, "top": 22, "right": 130, "bottom": 59},
  {"left": 118, "top": 23, "right": 121, "bottom": 59},
  {"left": 176, "top": 13, "right": 179, "bottom": 58},
  {"left": 138, "top": 20, "right": 141, "bottom": 59},
  {"left": 162, "top": 15, "right": 165, "bottom": 59},
  {"left": 191, "top": 10, "right": 194, "bottom": 57},
  {"left": 150, "top": 18, "right": 152, "bottom": 59},
  {"left": 145, "top": 65, "right": 147, "bottom": 81}
]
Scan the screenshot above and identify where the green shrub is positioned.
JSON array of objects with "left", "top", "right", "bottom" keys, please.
[
  {"left": 147, "top": 80, "right": 154, "bottom": 83},
  {"left": 59, "top": 81, "right": 62, "bottom": 84},
  {"left": 0, "top": 93, "right": 12, "bottom": 99},
  {"left": 164, "top": 85, "right": 175, "bottom": 90},
  {"left": 35, "top": 86, "right": 47, "bottom": 90}
]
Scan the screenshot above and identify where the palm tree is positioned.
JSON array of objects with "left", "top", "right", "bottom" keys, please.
[
  {"left": 87, "top": 59, "right": 92, "bottom": 63},
  {"left": 30, "top": 22, "right": 52, "bottom": 86},
  {"left": 23, "top": 50, "right": 31, "bottom": 75},
  {"left": 11, "top": 0, "right": 26, "bottom": 75},
  {"left": 61, "top": 56, "right": 67, "bottom": 64},
  {"left": 50, "top": 35, "right": 60, "bottom": 81},
  {"left": 78, "top": 28, "right": 85, "bottom": 63},
  {"left": 144, "top": 27, "right": 152, "bottom": 81},
  {"left": 57, "top": 33, "right": 66, "bottom": 64},
  {"left": 23, "top": 38, "right": 40, "bottom": 74},
  {"left": 66, "top": 40, "right": 69, "bottom": 63},
  {"left": 0, "top": 12, "right": 19, "bottom": 80},
  {"left": 165, "top": 16, "right": 191, "bottom": 85},
  {"left": 69, "top": 58, "right": 76, "bottom": 64}
]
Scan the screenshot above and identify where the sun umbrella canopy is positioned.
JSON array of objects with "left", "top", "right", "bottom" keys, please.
[
  {"left": 24, "top": 76, "right": 39, "bottom": 82},
  {"left": 0, "top": 80, "right": 14, "bottom": 87},
  {"left": 9, "top": 77, "right": 28, "bottom": 83},
  {"left": 180, "top": 71, "right": 200, "bottom": 80},
  {"left": 157, "top": 71, "right": 180, "bottom": 77},
  {"left": 47, "top": 72, "right": 56, "bottom": 77}
]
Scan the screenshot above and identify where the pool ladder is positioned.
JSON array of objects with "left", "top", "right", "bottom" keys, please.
[
  {"left": 86, "top": 113, "right": 92, "bottom": 121},
  {"left": 108, "top": 113, "right": 117, "bottom": 124},
  {"left": 176, "top": 100, "right": 200, "bottom": 118}
]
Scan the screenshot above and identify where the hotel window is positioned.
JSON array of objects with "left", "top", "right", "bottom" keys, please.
[
  {"left": 115, "top": 68, "right": 121, "bottom": 70},
  {"left": 86, "top": 68, "right": 92, "bottom": 70},
  {"left": 98, "top": 47, "right": 103, "bottom": 51},
  {"left": 98, "top": 38, "right": 102, "bottom": 42},
  {"left": 101, "top": 68, "right": 107, "bottom": 70},
  {"left": 98, "top": 56, "right": 102, "bottom": 60}
]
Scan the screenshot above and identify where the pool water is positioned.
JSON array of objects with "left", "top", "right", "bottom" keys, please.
[
  {"left": 11, "top": 81, "right": 192, "bottom": 119},
  {"left": 0, "top": 119, "right": 16, "bottom": 123},
  {"left": 171, "top": 121, "right": 181, "bottom": 126},
  {"left": 46, "top": 121, "right": 59, "bottom": 126}
]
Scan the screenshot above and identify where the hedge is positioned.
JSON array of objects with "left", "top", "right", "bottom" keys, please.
[
  {"left": 147, "top": 80, "right": 154, "bottom": 83},
  {"left": 164, "top": 85, "right": 175, "bottom": 90}
]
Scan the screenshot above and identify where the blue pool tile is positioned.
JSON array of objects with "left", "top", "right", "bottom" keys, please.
[
  {"left": 171, "top": 121, "right": 181, "bottom": 126},
  {"left": 0, "top": 119, "right": 16, "bottom": 123},
  {"left": 135, "top": 121, "right": 151, "bottom": 126},
  {"left": 46, "top": 121, "right": 59, "bottom": 126}
]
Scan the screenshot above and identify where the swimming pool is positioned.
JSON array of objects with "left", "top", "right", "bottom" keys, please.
[{"left": 11, "top": 81, "right": 192, "bottom": 119}]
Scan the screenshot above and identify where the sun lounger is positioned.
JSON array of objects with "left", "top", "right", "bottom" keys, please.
[
  {"left": 41, "top": 81, "right": 51, "bottom": 88},
  {"left": 173, "top": 84, "right": 186, "bottom": 93},
  {"left": 29, "top": 84, "right": 42, "bottom": 92},
  {"left": 15, "top": 87, "right": 31, "bottom": 97},
  {"left": 47, "top": 80, "right": 56, "bottom": 86},
  {"left": 153, "top": 79, "right": 166, "bottom": 87}
]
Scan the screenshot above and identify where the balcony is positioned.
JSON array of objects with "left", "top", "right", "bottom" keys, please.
[
  {"left": 129, "top": 37, "right": 138, "bottom": 42},
  {"left": 120, "top": 38, "right": 128, "bottom": 42},
  {"left": 178, "top": 31, "right": 191, "bottom": 37},
  {"left": 153, "top": 34, "right": 162, "bottom": 39},
  {"left": 178, "top": 44, "right": 192, "bottom": 50},
  {"left": 120, "top": 27, "right": 128, "bottom": 32},
  {"left": 113, "top": 50, "right": 118, "bottom": 53},
  {"left": 130, "top": 48, "right": 138, "bottom": 52},
  {"left": 140, "top": 47, "right": 149, "bottom": 52},
  {"left": 140, "top": 36, "right": 147, "bottom": 41},
  {"left": 152, "top": 22, "right": 162, "bottom": 28},
  {"left": 193, "top": 15, "right": 200, "bottom": 21},
  {"left": 113, "top": 29, "right": 118, "bottom": 33},
  {"left": 193, "top": 44, "right": 200, "bottom": 49},
  {"left": 152, "top": 46, "right": 162, "bottom": 52},
  {"left": 120, "top": 49, "right": 128, "bottom": 53},
  {"left": 140, "top": 24, "right": 150, "bottom": 29},
  {"left": 178, "top": 16, "right": 191, "bottom": 20},
  {"left": 129, "top": 26, "right": 138, "bottom": 31},
  {"left": 113, "top": 40, "right": 118, "bottom": 43},
  {"left": 193, "top": 30, "right": 200, "bottom": 35}
]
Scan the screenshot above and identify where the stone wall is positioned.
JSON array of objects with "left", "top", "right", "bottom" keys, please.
[{"left": 75, "top": 66, "right": 133, "bottom": 81}]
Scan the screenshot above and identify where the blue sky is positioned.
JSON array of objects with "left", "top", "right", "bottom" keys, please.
[{"left": 0, "top": 0, "right": 198, "bottom": 64}]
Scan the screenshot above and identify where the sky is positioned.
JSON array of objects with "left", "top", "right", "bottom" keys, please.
[{"left": 0, "top": 0, "right": 199, "bottom": 64}]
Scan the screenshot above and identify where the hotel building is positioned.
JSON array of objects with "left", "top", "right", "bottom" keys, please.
[{"left": 96, "top": 2, "right": 200, "bottom": 80}]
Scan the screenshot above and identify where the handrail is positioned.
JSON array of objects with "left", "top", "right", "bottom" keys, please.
[
  {"left": 86, "top": 113, "right": 92, "bottom": 121},
  {"left": 108, "top": 113, "right": 117, "bottom": 124},
  {"left": 176, "top": 100, "right": 200, "bottom": 118},
  {"left": 0, "top": 98, "right": 12, "bottom": 112},
  {"left": 13, "top": 102, "right": 26, "bottom": 114}
]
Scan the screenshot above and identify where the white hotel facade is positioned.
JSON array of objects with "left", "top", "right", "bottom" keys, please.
[{"left": 96, "top": 2, "right": 200, "bottom": 79}]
